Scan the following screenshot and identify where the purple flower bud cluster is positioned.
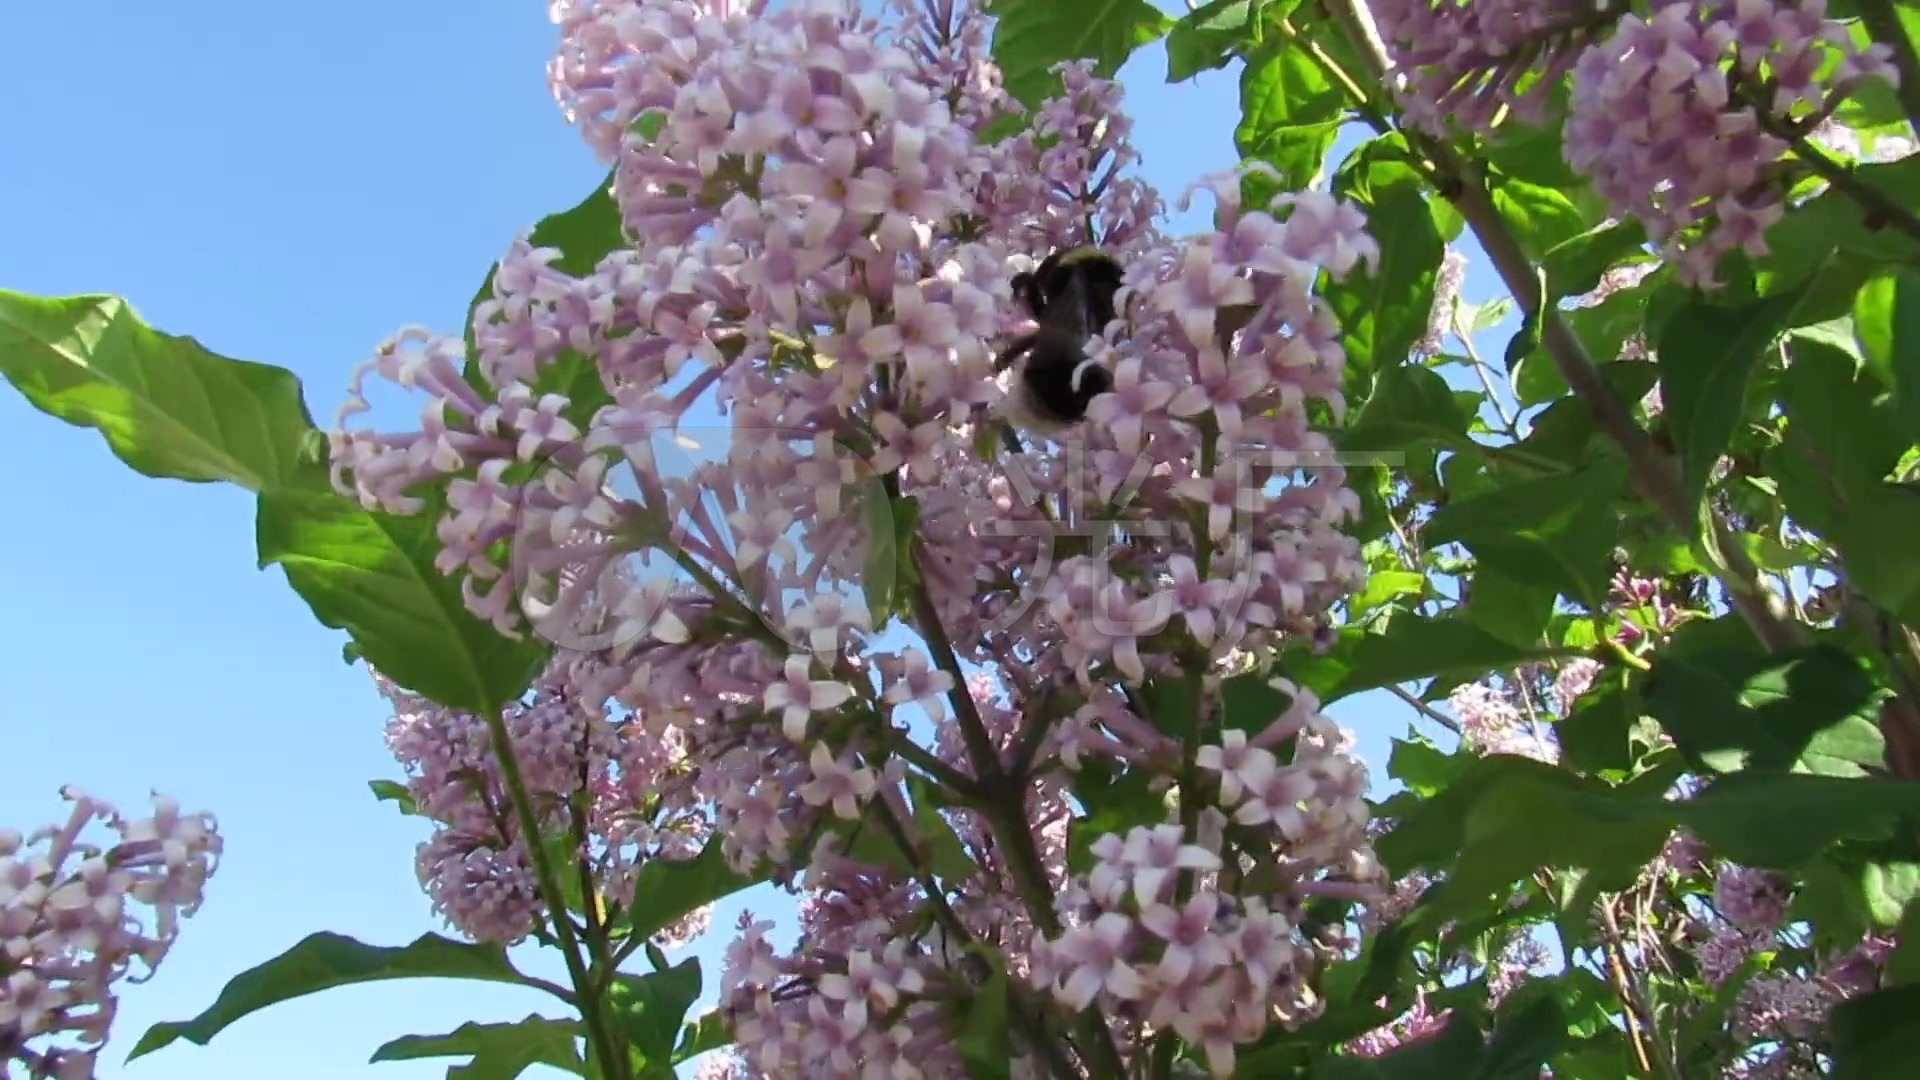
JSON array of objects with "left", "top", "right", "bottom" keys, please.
[
  {"left": 1565, "top": 0, "right": 1898, "bottom": 286},
  {"left": 1, "top": 788, "right": 221, "bottom": 1078},
  {"left": 1714, "top": 863, "right": 1792, "bottom": 932},
  {"left": 377, "top": 660, "right": 711, "bottom": 945},
  {"left": 331, "top": 0, "right": 1386, "bottom": 1069}
]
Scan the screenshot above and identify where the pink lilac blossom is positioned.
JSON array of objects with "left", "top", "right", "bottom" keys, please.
[
  {"left": 331, "top": 0, "right": 1381, "bottom": 1072},
  {"left": 1345, "top": 987, "right": 1452, "bottom": 1058},
  {"left": 1, "top": 788, "right": 221, "bottom": 1079},
  {"left": 1446, "top": 682, "right": 1561, "bottom": 763},
  {"left": 1565, "top": 0, "right": 1900, "bottom": 286},
  {"left": 1379, "top": 1, "right": 1898, "bottom": 287},
  {"left": 377, "top": 657, "right": 713, "bottom": 944}
]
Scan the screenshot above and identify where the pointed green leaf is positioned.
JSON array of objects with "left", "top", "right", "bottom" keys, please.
[
  {"left": 368, "top": 779, "right": 421, "bottom": 817},
  {"left": 1287, "top": 616, "right": 1577, "bottom": 704},
  {"left": 608, "top": 958, "right": 703, "bottom": 1066},
  {"left": 1235, "top": 39, "right": 1345, "bottom": 197},
  {"left": 369, "top": 1016, "right": 585, "bottom": 1078},
  {"left": 1644, "top": 644, "right": 1887, "bottom": 778},
  {"left": 1425, "top": 456, "right": 1630, "bottom": 609},
  {"left": 254, "top": 487, "right": 548, "bottom": 714},
  {"left": 986, "top": 0, "right": 1172, "bottom": 108},
  {"left": 625, "top": 837, "right": 761, "bottom": 942},
  {"left": 130, "top": 932, "right": 538, "bottom": 1060},
  {"left": 0, "top": 291, "right": 317, "bottom": 491},
  {"left": 1853, "top": 269, "right": 1920, "bottom": 437},
  {"left": 1165, "top": 0, "right": 1279, "bottom": 82},
  {"left": 1654, "top": 278, "right": 1817, "bottom": 521}
]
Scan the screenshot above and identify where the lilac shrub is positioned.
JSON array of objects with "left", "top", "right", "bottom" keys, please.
[
  {"left": 331, "top": 0, "right": 1387, "bottom": 1073},
  {"left": 0, "top": 789, "right": 221, "bottom": 1078}
]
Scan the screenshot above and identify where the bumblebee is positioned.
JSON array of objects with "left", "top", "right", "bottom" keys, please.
[{"left": 997, "top": 246, "right": 1124, "bottom": 428}]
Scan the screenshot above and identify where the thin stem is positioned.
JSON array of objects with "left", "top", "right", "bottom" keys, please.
[
  {"left": 909, "top": 580, "right": 1008, "bottom": 788},
  {"left": 1453, "top": 305, "right": 1518, "bottom": 439},
  {"left": 1599, "top": 898, "right": 1681, "bottom": 1080},
  {"left": 477, "top": 704, "right": 629, "bottom": 1080},
  {"left": 1387, "top": 683, "right": 1463, "bottom": 735},
  {"left": 1855, "top": 1, "right": 1920, "bottom": 135}
]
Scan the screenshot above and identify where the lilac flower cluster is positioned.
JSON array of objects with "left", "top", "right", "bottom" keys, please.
[
  {"left": 1445, "top": 680, "right": 1561, "bottom": 762},
  {"left": 1, "top": 788, "right": 221, "bottom": 1078},
  {"left": 378, "top": 659, "right": 711, "bottom": 946},
  {"left": 1567, "top": 0, "right": 1897, "bottom": 285},
  {"left": 332, "top": 0, "right": 1384, "bottom": 1071},
  {"left": 1378, "top": 1, "right": 1898, "bottom": 287}
]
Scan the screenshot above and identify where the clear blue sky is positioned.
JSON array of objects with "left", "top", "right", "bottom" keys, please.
[{"left": 0, "top": 3, "right": 1502, "bottom": 1076}]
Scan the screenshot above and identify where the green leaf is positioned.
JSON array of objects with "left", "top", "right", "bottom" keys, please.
[
  {"left": 1491, "top": 177, "right": 1590, "bottom": 261},
  {"left": 1290, "top": 616, "right": 1576, "bottom": 704},
  {"left": 1322, "top": 140, "right": 1445, "bottom": 391},
  {"left": 608, "top": 958, "right": 703, "bottom": 1067},
  {"left": 463, "top": 171, "right": 624, "bottom": 394},
  {"left": 1831, "top": 985, "right": 1920, "bottom": 1080},
  {"left": 1852, "top": 268, "right": 1920, "bottom": 441},
  {"left": 130, "top": 932, "right": 535, "bottom": 1060},
  {"left": 1340, "top": 364, "right": 1475, "bottom": 452},
  {"left": 0, "top": 291, "right": 318, "bottom": 491},
  {"left": 956, "top": 955, "right": 1012, "bottom": 1079},
  {"left": 369, "top": 1017, "right": 585, "bottom": 1078},
  {"left": 1554, "top": 683, "right": 1648, "bottom": 776},
  {"left": 254, "top": 487, "right": 549, "bottom": 715},
  {"left": 1165, "top": 0, "right": 1277, "bottom": 82},
  {"left": 673, "top": 1010, "right": 730, "bottom": 1065},
  {"left": 1643, "top": 644, "right": 1887, "bottom": 778},
  {"left": 1510, "top": 284, "right": 1655, "bottom": 405},
  {"left": 1477, "top": 989, "right": 1569, "bottom": 1079},
  {"left": 1678, "top": 772, "right": 1920, "bottom": 868},
  {"left": 1387, "top": 737, "right": 1470, "bottom": 798},
  {"left": 368, "top": 779, "right": 421, "bottom": 817},
  {"left": 986, "top": 0, "right": 1173, "bottom": 108},
  {"left": 625, "top": 838, "right": 760, "bottom": 941},
  {"left": 1235, "top": 40, "right": 1346, "bottom": 197},
  {"left": 1425, "top": 456, "right": 1629, "bottom": 609},
  {"left": 864, "top": 487, "right": 906, "bottom": 628},
  {"left": 528, "top": 171, "right": 622, "bottom": 276},
  {"left": 1889, "top": 900, "right": 1920, "bottom": 985},
  {"left": 1433, "top": 766, "right": 1670, "bottom": 924},
  {"left": 1775, "top": 338, "right": 1920, "bottom": 620},
  {"left": 1464, "top": 569, "right": 1556, "bottom": 648},
  {"left": 1349, "top": 569, "right": 1427, "bottom": 617},
  {"left": 1222, "top": 671, "right": 1295, "bottom": 733},
  {"left": 1653, "top": 278, "right": 1816, "bottom": 521},
  {"left": 1541, "top": 221, "right": 1651, "bottom": 302},
  {"left": 1759, "top": 156, "right": 1920, "bottom": 295},
  {"left": 908, "top": 773, "right": 982, "bottom": 883}
]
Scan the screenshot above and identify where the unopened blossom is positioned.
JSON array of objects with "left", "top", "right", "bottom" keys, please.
[{"left": 1, "top": 788, "right": 221, "bottom": 1078}]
